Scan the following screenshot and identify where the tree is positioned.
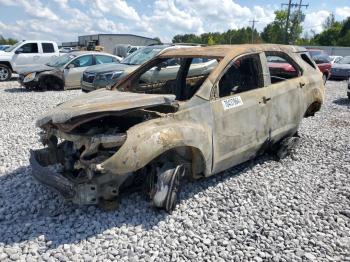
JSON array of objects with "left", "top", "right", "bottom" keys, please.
[
  {"left": 261, "top": 9, "right": 304, "bottom": 44},
  {"left": 153, "top": 37, "right": 162, "bottom": 44},
  {"left": 207, "top": 35, "right": 215, "bottom": 45},
  {"left": 339, "top": 17, "right": 350, "bottom": 38},
  {"left": 313, "top": 22, "right": 342, "bottom": 46},
  {"left": 261, "top": 10, "right": 288, "bottom": 44},
  {"left": 0, "top": 35, "right": 17, "bottom": 45},
  {"left": 323, "top": 13, "right": 336, "bottom": 30}
]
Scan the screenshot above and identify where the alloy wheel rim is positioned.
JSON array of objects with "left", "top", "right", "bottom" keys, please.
[{"left": 0, "top": 67, "right": 9, "bottom": 80}]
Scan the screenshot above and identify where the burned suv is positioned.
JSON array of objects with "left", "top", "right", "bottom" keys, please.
[{"left": 31, "top": 44, "right": 324, "bottom": 212}]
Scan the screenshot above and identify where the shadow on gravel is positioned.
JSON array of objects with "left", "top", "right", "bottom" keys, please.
[
  {"left": 333, "top": 98, "right": 350, "bottom": 106},
  {"left": 0, "top": 155, "right": 270, "bottom": 248},
  {"left": 4, "top": 87, "right": 31, "bottom": 93}
]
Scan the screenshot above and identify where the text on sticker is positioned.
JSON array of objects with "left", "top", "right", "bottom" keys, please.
[{"left": 222, "top": 96, "right": 243, "bottom": 110}]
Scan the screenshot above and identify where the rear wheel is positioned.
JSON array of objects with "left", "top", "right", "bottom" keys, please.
[
  {"left": 0, "top": 64, "right": 12, "bottom": 81},
  {"left": 274, "top": 136, "right": 300, "bottom": 160}
]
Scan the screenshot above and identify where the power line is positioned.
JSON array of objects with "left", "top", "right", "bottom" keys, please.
[
  {"left": 249, "top": 19, "right": 259, "bottom": 43},
  {"left": 281, "top": 0, "right": 309, "bottom": 44}
]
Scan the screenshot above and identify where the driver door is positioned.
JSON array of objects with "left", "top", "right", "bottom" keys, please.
[
  {"left": 64, "top": 55, "right": 93, "bottom": 89},
  {"left": 12, "top": 43, "right": 40, "bottom": 71}
]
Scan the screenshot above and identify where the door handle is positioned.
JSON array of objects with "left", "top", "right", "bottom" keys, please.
[
  {"left": 299, "top": 82, "right": 305, "bottom": 88},
  {"left": 262, "top": 96, "right": 271, "bottom": 104},
  {"left": 33, "top": 55, "right": 40, "bottom": 60}
]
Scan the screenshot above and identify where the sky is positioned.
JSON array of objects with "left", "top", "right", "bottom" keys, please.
[{"left": 0, "top": 0, "right": 349, "bottom": 44}]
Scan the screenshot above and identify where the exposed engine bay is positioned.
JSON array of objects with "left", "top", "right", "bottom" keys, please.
[{"left": 31, "top": 104, "right": 179, "bottom": 209}]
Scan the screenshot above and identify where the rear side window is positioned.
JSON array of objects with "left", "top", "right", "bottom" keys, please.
[
  {"left": 20, "top": 43, "right": 38, "bottom": 53},
  {"left": 42, "top": 43, "right": 55, "bottom": 53},
  {"left": 265, "top": 52, "right": 300, "bottom": 84},
  {"left": 95, "top": 55, "right": 114, "bottom": 64}
]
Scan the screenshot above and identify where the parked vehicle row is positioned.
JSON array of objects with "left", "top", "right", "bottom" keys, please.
[
  {"left": 0, "top": 40, "right": 59, "bottom": 81},
  {"left": 18, "top": 51, "right": 121, "bottom": 90},
  {"left": 81, "top": 44, "right": 216, "bottom": 92}
]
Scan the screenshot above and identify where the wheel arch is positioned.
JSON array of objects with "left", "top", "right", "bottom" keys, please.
[
  {"left": 0, "top": 61, "right": 13, "bottom": 72},
  {"left": 101, "top": 121, "right": 212, "bottom": 177}
]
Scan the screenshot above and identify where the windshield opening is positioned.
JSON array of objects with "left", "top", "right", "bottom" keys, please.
[
  {"left": 121, "top": 46, "right": 165, "bottom": 65},
  {"left": 116, "top": 56, "right": 219, "bottom": 101},
  {"left": 338, "top": 56, "right": 350, "bottom": 64},
  {"left": 4, "top": 41, "right": 23, "bottom": 52},
  {"left": 47, "top": 54, "right": 76, "bottom": 67}
]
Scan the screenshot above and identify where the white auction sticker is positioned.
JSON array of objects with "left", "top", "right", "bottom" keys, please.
[{"left": 221, "top": 96, "right": 243, "bottom": 110}]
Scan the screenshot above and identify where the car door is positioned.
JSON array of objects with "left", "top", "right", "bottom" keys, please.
[
  {"left": 210, "top": 53, "right": 272, "bottom": 174},
  {"left": 144, "top": 58, "right": 181, "bottom": 83},
  {"left": 95, "top": 54, "right": 118, "bottom": 65},
  {"left": 64, "top": 55, "right": 94, "bottom": 89},
  {"left": 40, "top": 42, "right": 58, "bottom": 64},
  {"left": 263, "top": 51, "right": 304, "bottom": 142},
  {"left": 12, "top": 42, "right": 40, "bottom": 71}
]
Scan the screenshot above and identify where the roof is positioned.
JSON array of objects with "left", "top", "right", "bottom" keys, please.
[
  {"left": 159, "top": 44, "right": 307, "bottom": 58},
  {"left": 67, "top": 51, "right": 116, "bottom": 56},
  {"left": 78, "top": 34, "right": 158, "bottom": 42}
]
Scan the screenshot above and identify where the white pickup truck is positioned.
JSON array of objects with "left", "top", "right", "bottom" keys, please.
[{"left": 0, "top": 40, "right": 59, "bottom": 81}]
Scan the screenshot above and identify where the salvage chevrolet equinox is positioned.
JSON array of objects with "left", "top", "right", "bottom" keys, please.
[{"left": 30, "top": 44, "right": 324, "bottom": 212}]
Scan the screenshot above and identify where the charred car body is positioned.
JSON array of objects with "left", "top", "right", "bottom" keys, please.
[{"left": 31, "top": 44, "right": 324, "bottom": 212}]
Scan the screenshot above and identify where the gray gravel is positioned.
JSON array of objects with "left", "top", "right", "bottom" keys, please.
[{"left": 0, "top": 80, "right": 349, "bottom": 261}]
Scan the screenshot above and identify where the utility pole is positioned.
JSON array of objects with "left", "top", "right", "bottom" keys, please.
[
  {"left": 281, "top": 0, "right": 309, "bottom": 44},
  {"left": 249, "top": 19, "right": 259, "bottom": 43}
]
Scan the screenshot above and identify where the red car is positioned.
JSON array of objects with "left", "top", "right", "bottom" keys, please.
[{"left": 307, "top": 49, "right": 332, "bottom": 83}]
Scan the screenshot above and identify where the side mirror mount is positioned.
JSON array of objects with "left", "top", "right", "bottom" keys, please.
[
  {"left": 156, "top": 61, "right": 167, "bottom": 71},
  {"left": 15, "top": 48, "right": 23, "bottom": 54}
]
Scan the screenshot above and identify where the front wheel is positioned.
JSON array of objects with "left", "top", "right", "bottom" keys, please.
[
  {"left": 151, "top": 163, "right": 185, "bottom": 212},
  {"left": 0, "top": 64, "right": 12, "bottom": 81},
  {"left": 322, "top": 74, "right": 327, "bottom": 84}
]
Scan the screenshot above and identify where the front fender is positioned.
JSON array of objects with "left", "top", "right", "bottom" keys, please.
[{"left": 101, "top": 118, "right": 212, "bottom": 175}]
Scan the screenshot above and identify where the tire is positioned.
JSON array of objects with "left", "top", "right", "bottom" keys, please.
[
  {"left": 39, "top": 77, "right": 63, "bottom": 91},
  {"left": 275, "top": 136, "right": 300, "bottom": 160},
  {"left": 322, "top": 74, "right": 327, "bottom": 84},
  {"left": 151, "top": 163, "right": 185, "bottom": 212},
  {"left": 0, "top": 64, "right": 12, "bottom": 81}
]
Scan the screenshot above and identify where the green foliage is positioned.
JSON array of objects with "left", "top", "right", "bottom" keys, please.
[
  {"left": 0, "top": 35, "right": 17, "bottom": 45},
  {"left": 207, "top": 36, "right": 215, "bottom": 45},
  {"left": 313, "top": 22, "right": 342, "bottom": 46},
  {"left": 172, "top": 27, "right": 262, "bottom": 45},
  {"left": 153, "top": 37, "right": 162, "bottom": 44},
  {"left": 323, "top": 13, "right": 336, "bottom": 30},
  {"left": 339, "top": 17, "right": 350, "bottom": 38},
  {"left": 337, "top": 30, "right": 350, "bottom": 46},
  {"left": 261, "top": 10, "right": 303, "bottom": 44}
]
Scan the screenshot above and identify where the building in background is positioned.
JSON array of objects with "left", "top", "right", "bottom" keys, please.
[{"left": 62, "top": 34, "right": 158, "bottom": 54}]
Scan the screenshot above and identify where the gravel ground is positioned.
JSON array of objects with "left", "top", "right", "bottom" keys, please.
[{"left": 0, "top": 80, "right": 349, "bottom": 261}]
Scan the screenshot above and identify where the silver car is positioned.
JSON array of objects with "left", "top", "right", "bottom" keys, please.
[{"left": 18, "top": 51, "right": 122, "bottom": 90}]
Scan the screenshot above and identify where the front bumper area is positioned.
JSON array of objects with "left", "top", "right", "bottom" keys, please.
[
  {"left": 30, "top": 148, "right": 117, "bottom": 206},
  {"left": 30, "top": 149, "right": 76, "bottom": 199}
]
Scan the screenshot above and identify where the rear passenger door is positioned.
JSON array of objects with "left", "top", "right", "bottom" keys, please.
[
  {"left": 64, "top": 55, "right": 93, "bottom": 89},
  {"left": 95, "top": 55, "right": 118, "bottom": 65},
  {"left": 263, "top": 51, "right": 304, "bottom": 142},
  {"left": 41, "top": 42, "right": 58, "bottom": 64}
]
